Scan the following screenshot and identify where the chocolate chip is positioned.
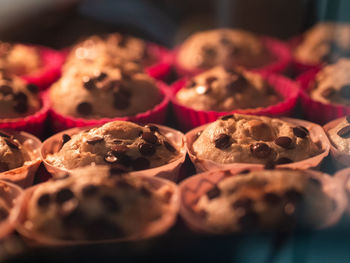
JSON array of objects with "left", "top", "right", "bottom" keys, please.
[
  {"left": 77, "top": 102, "right": 93, "bottom": 115},
  {"left": 111, "top": 144, "right": 128, "bottom": 154},
  {"left": 237, "top": 211, "right": 259, "bottom": 230},
  {"left": 202, "top": 46, "right": 217, "bottom": 57},
  {"left": 263, "top": 193, "right": 281, "bottom": 205},
  {"left": 37, "top": 194, "right": 51, "bottom": 208},
  {"left": 164, "top": 141, "right": 176, "bottom": 152},
  {"left": 87, "top": 135, "right": 104, "bottom": 145},
  {"left": 206, "top": 186, "right": 221, "bottom": 200},
  {"left": 141, "top": 131, "right": 158, "bottom": 144},
  {"left": 206, "top": 76, "right": 218, "bottom": 85},
  {"left": 274, "top": 136, "right": 293, "bottom": 149},
  {"left": 264, "top": 160, "right": 275, "bottom": 170},
  {"left": 292, "top": 126, "right": 309, "bottom": 138},
  {"left": 113, "top": 91, "right": 130, "bottom": 110},
  {"left": 82, "top": 184, "right": 98, "bottom": 197},
  {"left": 106, "top": 80, "right": 121, "bottom": 90},
  {"left": 0, "top": 85, "right": 12, "bottom": 95},
  {"left": 138, "top": 143, "right": 156, "bottom": 156},
  {"left": 13, "top": 92, "right": 27, "bottom": 102},
  {"left": 340, "top": 85, "right": 350, "bottom": 98},
  {"left": 321, "top": 87, "right": 336, "bottom": 98},
  {"left": 56, "top": 188, "right": 74, "bottom": 204},
  {"left": 275, "top": 157, "right": 293, "bottom": 165},
  {"left": 96, "top": 72, "right": 107, "bottom": 82},
  {"left": 4, "top": 138, "right": 19, "bottom": 150},
  {"left": 220, "top": 36, "right": 232, "bottom": 46},
  {"left": 0, "top": 207, "right": 8, "bottom": 221},
  {"left": 26, "top": 83, "right": 39, "bottom": 94},
  {"left": 145, "top": 124, "right": 160, "bottom": 133},
  {"left": 226, "top": 75, "right": 247, "bottom": 93},
  {"left": 346, "top": 115, "right": 350, "bottom": 123},
  {"left": 132, "top": 157, "right": 150, "bottom": 170},
  {"left": 109, "top": 166, "right": 127, "bottom": 176},
  {"left": 83, "top": 79, "right": 96, "bottom": 90},
  {"left": 0, "top": 162, "right": 9, "bottom": 172},
  {"left": 118, "top": 87, "right": 132, "bottom": 99},
  {"left": 232, "top": 198, "right": 253, "bottom": 210},
  {"left": 214, "top": 134, "right": 232, "bottom": 149},
  {"left": 220, "top": 114, "right": 234, "bottom": 121},
  {"left": 284, "top": 189, "right": 303, "bottom": 204},
  {"left": 13, "top": 101, "right": 28, "bottom": 113},
  {"left": 62, "top": 207, "right": 85, "bottom": 228},
  {"left": 239, "top": 169, "right": 250, "bottom": 174},
  {"left": 250, "top": 143, "right": 272, "bottom": 158},
  {"left": 62, "top": 134, "right": 71, "bottom": 146},
  {"left": 114, "top": 152, "right": 132, "bottom": 167},
  {"left": 0, "top": 131, "right": 10, "bottom": 138},
  {"left": 104, "top": 151, "right": 118, "bottom": 164},
  {"left": 337, "top": 125, "right": 350, "bottom": 138},
  {"left": 195, "top": 85, "right": 211, "bottom": 95},
  {"left": 101, "top": 195, "right": 120, "bottom": 213}
]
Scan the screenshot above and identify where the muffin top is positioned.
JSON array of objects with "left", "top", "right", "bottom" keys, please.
[
  {"left": 294, "top": 22, "right": 350, "bottom": 64},
  {"left": 177, "top": 29, "right": 271, "bottom": 70},
  {"left": 0, "top": 130, "right": 32, "bottom": 173},
  {"left": 310, "top": 59, "right": 350, "bottom": 105},
  {"left": 47, "top": 121, "right": 180, "bottom": 171},
  {"left": 176, "top": 66, "right": 281, "bottom": 111},
  {"left": 25, "top": 166, "right": 174, "bottom": 240},
  {"left": 49, "top": 64, "right": 161, "bottom": 119},
  {"left": 0, "top": 70, "right": 41, "bottom": 119},
  {"left": 64, "top": 33, "right": 153, "bottom": 71},
  {"left": 192, "top": 114, "right": 321, "bottom": 166},
  {"left": 0, "top": 42, "right": 41, "bottom": 75},
  {"left": 327, "top": 116, "right": 350, "bottom": 153},
  {"left": 194, "top": 169, "right": 334, "bottom": 232}
]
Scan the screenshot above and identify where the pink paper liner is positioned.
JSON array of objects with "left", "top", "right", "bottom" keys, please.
[
  {"left": 185, "top": 117, "right": 330, "bottom": 173},
  {"left": 41, "top": 124, "right": 186, "bottom": 182},
  {"left": 16, "top": 175, "right": 179, "bottom": 246},
  {"left": 48, "top": 81, "right": 170, "bottom": 133},
  {"left": 0, "top": 92, "right": 50, "bottom": 138},
  {"left": 0, "top": 130, "right": 42, "bottom": 188},
  {"left": 179, "top": 168, "right": 346, "bottom": 234},
  {"left": 170, "top": 72, "right": 300, "bottom": 131},
  {"left": 334, "top": 167, "right": 350, "bottom": 216},
  {"left": 172, "top": 37, "right": 292, "bottom": 77},
  {"left": 21, "top": 46, "right": 65, "bottom": 91},
  {"left": 323, "top": 117, "right": 350, "bottom": 170},
  {"left": 145, "top": 43, "right": 172, "bottom": 81},
  {"left": 297, "top": 67, "right": 350, "bottom": 125},
  {"left": 0, "top": 180, "right": 23, "bottom": 239}
]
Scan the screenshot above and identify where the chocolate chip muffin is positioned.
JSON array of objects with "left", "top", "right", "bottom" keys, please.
[
  {"left": 294, "top": 22, "right": 350, "bottom": 64},
  {"left": 25, "top": 166, "right": 174, "bottom": 241},
  {"left": 309, "top": 59, "right": 350, "bottom": 105},
  {"left": 327, "top": 116, "right": 350, "bottom": 153},
  {"left": 194, "top": 169, "right": 335, "bottom": 232},
  {"left": 176, "top": 29, "right": 272, "bottom": 71},
  {"left": 0, "top": 130, "right": 32, "bottom": 173},
  {"left": 49, "top": 65, "right": 161, "bottom": 119},
  {"left": 0, "top": 42, "right": 41, "bottom": 76},
  {"left": 176, "top": 66, "right": 281, "bottom": 111},
  {"left": 192, "top": 114, "right": 321, "bottom": 166},
  {"left": 0, "top": 70, "right": 40, "bottom": 119},
  {"left": 64, "top": 33, "right": 154, "bottom": 71},
  {"left": 46, "top": 121, "right": 180, "bottom": 171}
]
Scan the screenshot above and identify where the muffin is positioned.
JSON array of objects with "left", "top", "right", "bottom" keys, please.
[
  {"left": 22, "top": 166, "right": 177, "bottom": 241},
  {"left": 176, "top": 29, "right": 272, "bottom": 72},
  {"left": 309, "top": 59, "right": 350, "bottom": 105},
  {"left": 176, "top": 66, "right": 281, "bottom": 111},
  {"left": 294, "top": 22, "right": 350, "bottom": 65},
  {"left": 0, "top": 42, "right": 41, "bottom": 76},
  {"left": 46, "top": 120, "right": 180, "bottom": 172},
  {"left": 191, "top": 169, "right": 337, "bottom": 232},
  {"left": 0, "top": 195, "right": 10, "bottom": 223},
  {"left": 192, "top": 114, "right": 322, "bottom": 167},
  {"left": 63, "top": 33, "right": 156, "bottom": 71},
  {"left": 0, "top": 70, "right": 40, "bottom": 119},
  {"left": 327, "top": 116, "right": 350, "bottom": 153},
  {"left": 49, "top": 64, "right": 161, "bottom": 119}
]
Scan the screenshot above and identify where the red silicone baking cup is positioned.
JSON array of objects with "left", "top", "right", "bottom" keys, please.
[
  {"left": 185, "top": 117, "right": 330, "bottom": 173},
  {"left": 170, "top": 72, "right": 300, "bottom": 131},
  {"left": 173, "top": 37, "right": 292, "bottom": 77},
  {"left": 0, "top": 130, "right": 42, "bottom": 188},
  {"left": 16, "top": 175, "right": 179, "bottom": 246},
  {"left": 323, "top": 117, "right": 350, "bottom": 170},
  {"left": 179, "top": 168, "right": 346, "bottom": 234},
  {"left": 297, "top": 67, "right": 350, "bottom": 125},
  {"left": 145, "top": 43, "right": 172, "bottom": 81},
  {"left": 0, "top": 92, "right": 50, "bottom": 139},
  {"left": 48, "top": 81, "right": 170, "bottom": 133},
  {"left": 41, "top": 124, "right": 186, "bottom": 182},
  {"left": 21, "top": 46, "right": 65, "bottom": 91},
  {"left": 0, "top": 180, "right": 23, "bottom": 239}
]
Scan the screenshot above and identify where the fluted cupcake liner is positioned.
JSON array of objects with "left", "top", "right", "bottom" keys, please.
[
  {"left": 185, "top": 117, "right": 330, "bottom": 173},
  {"left": 48, "top": 81, "right": 170, "bottom": 133},
  {"left": 179, "top": 168, "right": 346, "bottom": 234},
  {"left": 170, "top": 73, "right": 299, "bottom": 131},
  {"left": 15, "top": 175, "right": 179, "bottom": 246},
  {"left": 145, "top": 43, "right": 172, "bottom": 80},
  {"left": 297, "top": 68, "right": 350, "bottom": 125},
  {"left": 173, "top": 37, "right": 292, "bottom": 77}
]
